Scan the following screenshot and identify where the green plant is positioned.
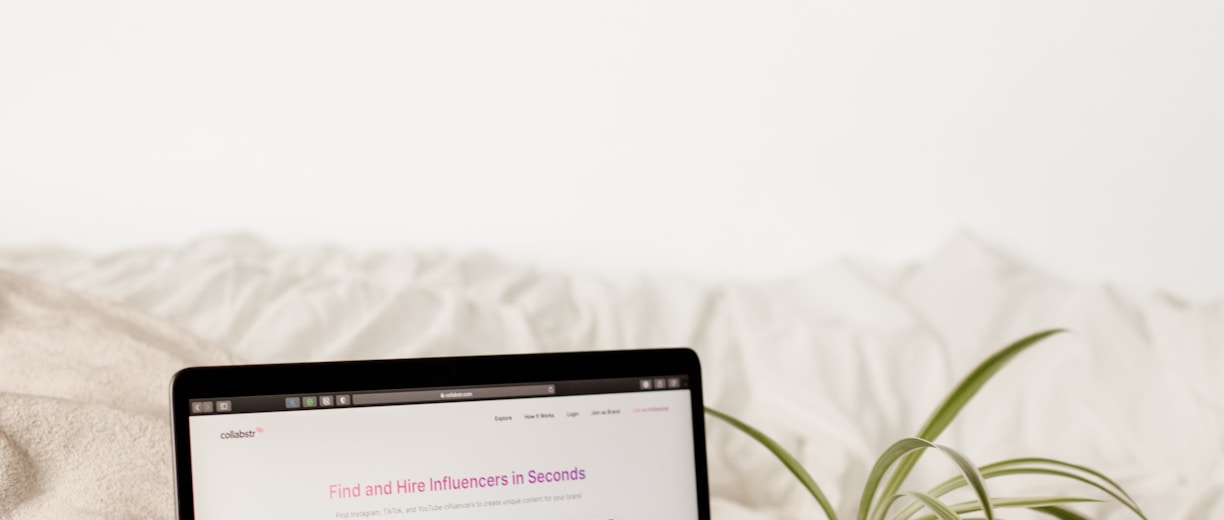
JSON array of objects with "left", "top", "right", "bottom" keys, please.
[{"left": 706, "top": 329, "right": 1146, "bottom": 520}]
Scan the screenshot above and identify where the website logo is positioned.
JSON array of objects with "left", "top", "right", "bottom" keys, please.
[{"left": 219, "top": 426, "right": 264, "bottom": 440}]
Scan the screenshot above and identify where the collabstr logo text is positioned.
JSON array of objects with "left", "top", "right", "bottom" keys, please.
[{"left": 219, "top": 426, "right": 264, "bottom": 439}]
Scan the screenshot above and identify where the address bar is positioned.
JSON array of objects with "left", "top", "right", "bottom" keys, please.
[{"left": 352, "top": 384, "right": 556, "bottom": 406}]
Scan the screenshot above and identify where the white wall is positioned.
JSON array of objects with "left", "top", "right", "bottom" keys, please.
[{"left": 2, "top": 0, "right": 1222, "bottom": 300}]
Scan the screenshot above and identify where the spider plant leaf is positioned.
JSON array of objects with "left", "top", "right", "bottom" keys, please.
[
  {"left": 860, "top": 438, "right": 993, "bottom": 520},
  {"left": 913, "top": 497, "right": 1101, "bottom": 520},
  {"left": 898, "top": 491, "right": 961, "bottom": 520},
  {"left": 943, "top": 497, "right": 1100, "bottom": 519},
  {"left": 878, "top": 329, "right": 1065, "bottom": 503},
  {"left": 1029, "top": 506, "right": 1092, "bottom": 520},
  {"left": 983, "top": 468, "right": 1142, "bottom": 519},
  {"left": 981, "top": 458, "right": 1140, "bottom": 508},
  {"left": 704, "top": 407, "right": 840, "bottom": 520},
  {"left": 893, "top": 459, "right": 1145, "bottom": 520}
]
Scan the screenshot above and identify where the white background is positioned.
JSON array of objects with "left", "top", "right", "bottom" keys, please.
[{"left": 2, "top": 0, "right": 1222, "bottom": 299}]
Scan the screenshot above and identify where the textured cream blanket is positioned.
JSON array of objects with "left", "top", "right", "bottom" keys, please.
[
  {"left": 0, "top": 271, "right": 235, "bottom": 517},
  {"left": 1, "top": 235, "right": 1220, "bottom": 518}
]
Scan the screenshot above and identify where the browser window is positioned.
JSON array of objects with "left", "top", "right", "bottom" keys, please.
[{"left": 186, "top": 376, "right": 698, "bottom": 520}]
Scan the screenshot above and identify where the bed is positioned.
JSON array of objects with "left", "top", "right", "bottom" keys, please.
[{"left": 1, "top": 234, "right": 1220, "bottom": 518}]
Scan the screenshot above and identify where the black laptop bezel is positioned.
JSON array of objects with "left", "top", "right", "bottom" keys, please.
[{"left": 170, "top": 348, "right": 709, "bottom": 520}]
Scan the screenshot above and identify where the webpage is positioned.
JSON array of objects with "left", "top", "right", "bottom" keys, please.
[{"left": 188, "top": 389, "right": 698, "bottom": 519}]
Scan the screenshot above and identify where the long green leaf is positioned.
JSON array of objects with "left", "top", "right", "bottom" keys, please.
[
  {"left": 892, "top": 458, "right": 1145, "bottom": 520},
  {"left": 881, "top": 491, "right": 964, "bottom": 520},
  {"left": 913, "top": 497, "right": 1101, "bottom": 520},
  {"left": 982, "top": 458, "right": 1139, "bottom": 507},
  {"left": 877, "top": 329, "right": 1065, "bottom": 506},
  {"left": 1030, "top": 506, "right": 1092, "bottom": 520},
  {"left": 899, "top": 491, "right": 960, "bottom": 520},
  {"left": 993, "top": 468, "right": 1135, "bottom": 515},
  {"left": 859, "top": 438, "right": 993, "bottom": 520},
  {"left": 704, "top": 407, "right": 840, "bottom": 520}
]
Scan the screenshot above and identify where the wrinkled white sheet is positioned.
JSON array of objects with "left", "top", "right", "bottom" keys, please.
[{"left": 1, "top": 234, "right": 1220, "bottom": 519}]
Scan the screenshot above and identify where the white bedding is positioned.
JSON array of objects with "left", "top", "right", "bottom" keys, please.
[{"left": 1, "top": 234, "right": 1220, "bottom": 518}]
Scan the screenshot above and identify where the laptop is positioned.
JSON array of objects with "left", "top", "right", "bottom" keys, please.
[{"left": 170, "top": 348, "right": 711, "bottom": 520}]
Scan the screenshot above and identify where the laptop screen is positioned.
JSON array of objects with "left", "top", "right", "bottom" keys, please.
[{"left": 182, "top": 372, "right": 701, "bottom": 520}]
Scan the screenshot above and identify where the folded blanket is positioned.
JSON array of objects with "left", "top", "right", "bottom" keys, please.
[{"left": 1, "top": 235, "right": 1220, "bottom": 518}]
